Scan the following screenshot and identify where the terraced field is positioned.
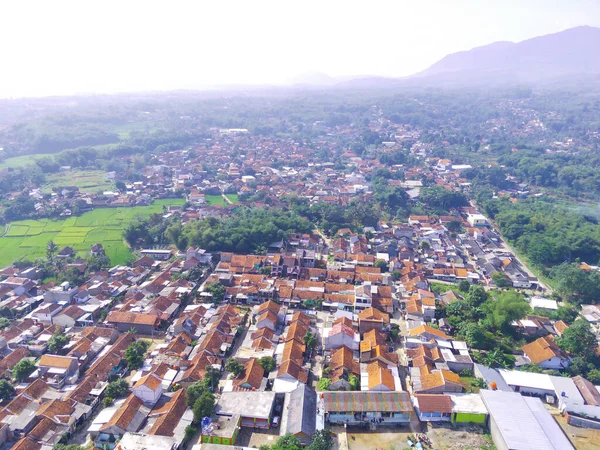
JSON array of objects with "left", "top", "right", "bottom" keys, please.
[{"left": 0, "top": 198, "right": 184, "bottom": 267}]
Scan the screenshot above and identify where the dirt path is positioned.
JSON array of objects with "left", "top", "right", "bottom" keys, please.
[{"left": 221, "top": 193, "right": 234, "bottom": 205}]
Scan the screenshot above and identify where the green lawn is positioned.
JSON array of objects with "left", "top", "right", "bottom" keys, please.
[
  {"left": 224, "top": 194, "right": 239, "bottom": 203},
  {"left": 206, "top": 195, "right": 227, "bottom": 206},
  {"left": 42, "top": 170, "right": 116, "bottom": 194},
  {"left": 0, "top": 154, "right": 51, "bottom": 170},
  {"left": 0, "top": 198, "right": 184, "bottom": 267}
]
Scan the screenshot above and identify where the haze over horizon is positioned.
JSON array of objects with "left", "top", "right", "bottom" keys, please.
[{"left": 1, "top": 0, "right": 600, "bottom": 98}]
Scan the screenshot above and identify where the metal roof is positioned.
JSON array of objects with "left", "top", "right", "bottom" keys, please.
[
  {"left": 480, "top": 389, "right": 573, "bottom": 450},
  {"left": 322, "top": 391, "right": 412, "bottom": 413}
]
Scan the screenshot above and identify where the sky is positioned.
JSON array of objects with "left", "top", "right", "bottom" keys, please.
[{"left": 0, "top": 0, "right": 599, "bottom": 98}]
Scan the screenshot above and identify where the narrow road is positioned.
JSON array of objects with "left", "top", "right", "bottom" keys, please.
[{"left": 221, "top": 193, "right": 234, "bottom": 205}]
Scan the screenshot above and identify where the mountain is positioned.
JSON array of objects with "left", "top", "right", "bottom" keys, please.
[{"left": 416, "top": 26, "right": 600, "bottom": 84}]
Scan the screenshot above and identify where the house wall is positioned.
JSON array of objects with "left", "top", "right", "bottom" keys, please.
[
  {"left": 325, "top": 333, "right": 354, "bottom": 350},
  {"left": 417, "top": 411, "right": 451, "bottom": 422},
  {"left": 452, "top": 413, "right": 487, "bottom": 424},
  {"left": 53, "top": 315, "right": 76, "bottom": 328},
  {"left": 358, "top": 321, "right": 382, "bottom": 335},
  {"left": 133, "top": 385, "right": 162, "bottom": 405},
  {"left": 488, "top": 414, "right": 510, "bottom": 450}
]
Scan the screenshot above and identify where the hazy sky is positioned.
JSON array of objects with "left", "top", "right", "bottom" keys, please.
[{"left": 1, "top": 0, "right": 599, "bottom": 98}]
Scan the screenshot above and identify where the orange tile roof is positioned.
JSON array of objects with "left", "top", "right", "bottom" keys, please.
[
  {"left": 522, "top": 336, "right": 566, "bottom": 365},
  {"left": 277, "top": 359, "right": 308, "bottom": 383},
  {"left": 366, "top": 360, "right": 395, "bottom": 390},
  {"left": 149, "top": 389, "right": 188, "bottom": 436},
  {"left": 38, "top": 355, "right": 76, "bottom": 369},
  {"left": 409, "top": 325, "right": 449, "bottom": 340},
  {"left": 233, "top": 358, "right": 264, "bottom": 390},
  {"left": 101, "top": 394, "right": 144, "bottom": 431},
  {"left": 107, "top": 311, "right": 159, "bottom": 326},
  {"left": 358, "top": 307, "right": 389, "bottom": 323},
  {"left": 330, "top": 346, "right": 360, "bottom": 375},
  {"left": 133, "top": 373, "right": 163, "bottom": 391}
]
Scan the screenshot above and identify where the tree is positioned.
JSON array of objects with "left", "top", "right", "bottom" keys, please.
[
  {"left": 491, "top": 272, "right": 512, "bottom": 288},
  {"left": 483, "top": 349, "right": 514, "bottom": 369},
  {"left": 258, "top": 356, "right": 276, "bottom": 374},
  {"left": 105, "top": 379, "right": 130, "bottom": 398},
  {"left": 192, "top": 391, "right": 215, "bottom": 423},
  {"left": 187, "top": 381, "right": 208, "bottom": 407},
  {"left": 373, "top": 259, "right": 388, "bottom": 272},
  {"left": 260, "top": 434, "right": 302, "bottom": 450},
  {"left": 348, "top": 374, "right": 360, "bottom": 391},
  {"left": 46, "top": 240, "right": 58, "bottom": 263},
  {"left": 206, "top": 283, "right": 226, "bottom": 303},
  {"left": 558, "top": 319, "right": 599, "bottom": 361},
  {"left": 103, "top": 397, "right": 114, "bottom": 408},
  {"left": 389, "top": 324, "right": 400, "bottom": 342},
  {"left": 0, "top": 380, "right": 15, "bottom": 401},
  {"left": 226, "top": 359, "right": 244, "bottom": 377},
  {"left": 184, "top": 424, "right": 197, "bottom": 442},
  {"left": 48, "top": 330, "right": 69, "bottom": 354},
  {"left": 391, "top": 270, "right": 401, "bottom": 281},
  {"left": 0, "top": 318, "right": 10, "bottom": 330},
  {"left": 124, "top": 340, "right": 150, "bottom": 370},
  {"left": 13, "top": 358, "right": 35, "bottom": 381},
  {"left": 465, "top": 285, "right": 488, "bottom": 306},
  {"left": 317, "top": 378, "right": 331, "bottom": 391},
  {"left": 457, "top": 280, "right": 471, "bottom": 293},
  {"left": 304, "top": 331, "right": 317, "bottom": 351},
  {"left": 587, "top": 369, "right": 600, "bottom": 384},
  {"left": 307, "top": 430, "right": 333, "bottom": 450},
  {"left": 484, "top": 291, "right": 530, "bottom": 332},
  {"left": 462, "top": 323, "right": 494, "bottom": 350}
]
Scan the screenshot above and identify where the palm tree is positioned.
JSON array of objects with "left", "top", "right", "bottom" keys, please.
[
  {"left": 46, "top": 240, "right": 58, "bottom": 264},
  {"left": 484, "top": 349, "right": 507, "bottom": 369}
]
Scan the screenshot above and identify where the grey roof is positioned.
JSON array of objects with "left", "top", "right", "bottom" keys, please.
[
  {"left": 480, "top": 389, "right": 574, "bottom": 450},
  {"left": 216, "top": 391, "right": 276, "bottom": 420},
  {"left": 280, "top": 384, "right": 317, "bottom": 442},
  {"left": 474, "top": 364, "right": 510, "bottom": 391}
]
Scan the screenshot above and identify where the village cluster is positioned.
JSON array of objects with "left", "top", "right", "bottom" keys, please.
[
  {"left": 0, "top": 196, "right": 597, "bottom": 450},
  {"left": 1, "top": 120, "right": 599, "bottom": 450}
]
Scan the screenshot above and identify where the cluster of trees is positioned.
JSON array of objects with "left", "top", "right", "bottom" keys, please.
[
  {"left": 437, "top": 286, "right": 530, "bottom": 367},
  {"left": 124, "top": 340, "right": 151, "bottom": 370},
  {"left": 166, "top": 207, "right": 314, "bottom": 253},
  {"left": 186, "top": 367, "right": 221, "bottom": 426},
  {"left": 475, "top": 194, "right": 600, "bottom": 269}
]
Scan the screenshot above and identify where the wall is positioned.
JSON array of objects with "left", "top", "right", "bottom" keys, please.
[
  {"left": 452, "top": 413, "right": 487, "bottom": 424},
  {"left": 566, "top": 414, "right": 600, "bottom": 430},
  {"left": 488, "top": 414, "right": 509, "bottom": 450}
]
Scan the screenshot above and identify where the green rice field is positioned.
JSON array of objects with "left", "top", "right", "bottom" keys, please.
[
  {"left": 206, "top": 194, "right": 239, "bottom": 206},
  {"left": 42, "top": 170, "right": 116, "bottom": 194},
  {"left": 0, "top": 198, "right": 184, "bottom": 267}
]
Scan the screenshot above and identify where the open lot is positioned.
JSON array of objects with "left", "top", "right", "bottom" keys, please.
[
  {"left": 42, "top": 169, "right": 116, "bottom": 194},
  {"left": 0, "top": 198, "right": 184, "bottom": 267}
]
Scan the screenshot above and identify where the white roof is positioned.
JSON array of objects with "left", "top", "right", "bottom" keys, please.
[
  {"left": 498, "top": 369, "right": 554, "bottom": 391},
  {"left": 530, "top": 296, "right": 558, "bottom": 310},
  {"left": 449, "top": 393, "right": 487, "bottom": 415},
  {"left": 480, "top": 389, "right": 574, "bottom": 450}
]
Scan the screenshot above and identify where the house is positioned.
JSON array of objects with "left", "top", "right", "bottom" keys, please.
[
  {"left": 216, "top": 391, "right": 277, "bottom": 428},
  {"left": 325, "top": 317, "right": 359, "bottom": 350},
  {"left": 521, "top": 336, "right": 571, "bottom": 370},
  {"left": 106, "top": 311, "right": 159, "bottom": 334},
  {"left": 52, "top": 305, "right": 89, "bottom": 328},
  {"left": 277, "top": 359, "right": 308, "bottom": 384},
  {"left": 480, "top": 389, "right": 573, "bottom": 450},
  {"left": 363, "top": 360, "right": 397, "bottom": 391},
  {"left": 357, "top": 307, "right": 389, "bottom": 334},
  {"left": 140, "top": 250, "right": 173, "bottom": 261},
  {"left": 279, "top": 384, "right": 317, "bottom": 445},
  {"left": 36, "top": 355, "right": 79, "bottom": 388},
  {"left": 413, "top": 365, "right": 463, "bottom": 394},
  {"left": 407, "top": 325, "right": 450, "bottom": 345},
  {"left": 329, "top": 346, "right": 360, "bottom": 390},
  {"left": 413, "top": 394, "right": 453, "bottom": 422},
  {"left": 94, "top": 395, "right": 150, "bottom": 444},
  {"left": 133, "top": 373, "right": 164, "bottom": 405},
  {"left": 321, "top": 391, "right": 413, "bottom": 425},
  {"left": 232, "top": 359, "right": 264, "bottom": 391}
]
